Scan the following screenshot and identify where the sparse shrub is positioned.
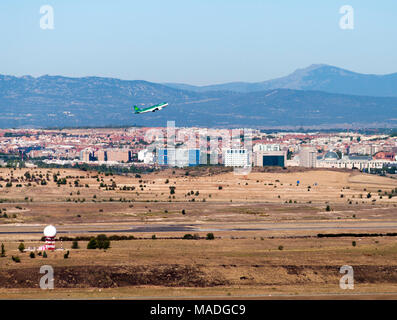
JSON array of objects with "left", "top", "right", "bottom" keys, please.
[
  {"left": 206, "top": 233, "right": 215, "bottom": 240},
  {"left": 87, "top": 238, "right": 98, "bottom": 249},
  {"left": 18, "top": 242, "right": 25, "bottom": 252},
  {"left": 102, "top": 239, "right": 110, "bottom": 249},
  {"left": 96, "top": 235, "right": 110, "bottom": 249},
  {"left": 278, "top": 245, "right": 284, "bottom": 251},
  {"left": 71, "top": 240, "right": 79, "bottom": 249}
]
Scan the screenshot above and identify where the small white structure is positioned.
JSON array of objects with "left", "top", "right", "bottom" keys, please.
[{"left": 38, "top": 225, "right": 57, "bottom": 251}]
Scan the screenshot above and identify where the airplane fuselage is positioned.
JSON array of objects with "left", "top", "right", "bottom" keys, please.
[{"left": 134, "top": 102, "right": 168, "bottom": 114}]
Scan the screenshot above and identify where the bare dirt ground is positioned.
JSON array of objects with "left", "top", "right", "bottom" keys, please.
[{"left": 0, "top": 167, "right": 396, "bottom": 299}]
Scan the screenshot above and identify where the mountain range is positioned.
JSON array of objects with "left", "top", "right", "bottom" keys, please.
[
  {"left": 165, "top": 64, "right": 397, "bottom": 97},
  {"left": 0, "top": 64, "right": 396, "bottom": 128}
]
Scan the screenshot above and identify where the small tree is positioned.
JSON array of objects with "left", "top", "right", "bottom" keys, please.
[
  {"left": 29, "top": 252, "right": 35, "bottom": 258},
  {"left": 96, "top": 234, "right": 108, "bottom": 249},
  {"left": 87, "top": 238, "right": 98, "bottom": 249},
  {"left": 43, "top": 251, "right": 47, "bottom": 258},
  {"left": 102, "top": 240, "right": 110, "bottom": 250},
  {"left": 152, "top": 234, "right": 157, "bottom": 240},
  {"left": 325, "top": 205, "right": 331, "bottom": 212},
  {"left": 71, "top": 240, "right": 79, "bottom": 249},
  {"left": 64, "top": 250, "right": 70, "bottom": 259},
  {"left": 11, "top": 256, "right": 20, "bottom": 263},
  {"left": 18, "top": 242, "right": 25, "bottom": 252},
  {"left": 206, "top": 233, "right": 215, "bottom": 240},
  {"left": 0, "top": 243, "right": 5, "bottom": 257},
  {"left": 352, "top": 241, "right": 357, "bottom": 247}
]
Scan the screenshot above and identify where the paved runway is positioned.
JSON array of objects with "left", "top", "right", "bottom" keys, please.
[{"left": 1, "top": 220, "right": 397, "bottom": 234}]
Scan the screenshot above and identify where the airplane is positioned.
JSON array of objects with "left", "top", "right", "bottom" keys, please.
[{"left": 133, "top": 102, "right": 168, "bottom": 114}]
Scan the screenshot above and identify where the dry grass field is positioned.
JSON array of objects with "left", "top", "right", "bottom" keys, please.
[{"left": 0, "top": 166, "right": 396, "bottom": 298}]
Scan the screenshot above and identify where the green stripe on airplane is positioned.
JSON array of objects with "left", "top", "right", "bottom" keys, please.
[{"left": 133, "top": 102, "right": 168, "bottom": 114}]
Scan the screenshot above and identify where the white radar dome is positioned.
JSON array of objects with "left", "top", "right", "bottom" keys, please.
[{"left": 43, "top": 225, "right": 57, "bottom": 237}]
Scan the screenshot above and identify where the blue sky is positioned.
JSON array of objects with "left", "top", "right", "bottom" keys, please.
[{"left": 1, "top": 0, "right": 396, "bottom": 84}]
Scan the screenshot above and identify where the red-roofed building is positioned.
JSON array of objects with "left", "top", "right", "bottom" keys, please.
[{"left": 373, "top": 151, "right": 395, "bottom": 161}]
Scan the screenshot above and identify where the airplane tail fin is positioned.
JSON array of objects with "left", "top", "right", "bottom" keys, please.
[{"left": 133, "top": 105, "right": 140, "bottom": 113}]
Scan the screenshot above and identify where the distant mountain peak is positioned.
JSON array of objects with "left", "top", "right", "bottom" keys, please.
[
  {"left": 294, "top": 63, "right": 330, "bottom": 72},
  {"left": 164, "top": 64, "right": 397, "bottom": 96}
]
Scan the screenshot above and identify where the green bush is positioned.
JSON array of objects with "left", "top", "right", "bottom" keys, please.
[
  {"left": 206, "top": 233, "right": 215, "bottom": 240},
  {"left": 18, "top": 242, "right": 25, "bottom": 252},
  {"left": 102, "top": 240, "right": 110, "bottom": 250},
  {"left": 43, "top": 251, "right": 47, "bottom": 258},
  {"left": 97, "top": 235, "right": 110, "bottom": 249},
  {"left": 29, "top": 252, "right": 35, "bottom": 258},
  {"left": 71, "top": 240, "right": 79, "bottom": 249},
  {"left": 278, "top": 245, "right": 284, "bottom": 250},
  {"left": 87, "top": 238, "right": 98, "bottom": 249},
  {"left": 11, "top": 255, "right": 20, "bottom": 263}
]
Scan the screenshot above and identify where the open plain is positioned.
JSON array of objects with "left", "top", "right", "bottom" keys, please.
[{"left": 0, "top": 166, "right": 396, "bottom": 299}]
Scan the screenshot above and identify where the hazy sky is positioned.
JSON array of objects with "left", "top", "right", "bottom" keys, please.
[{"left": 1, "top": 0, "right": 396, "bottom": 84}]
